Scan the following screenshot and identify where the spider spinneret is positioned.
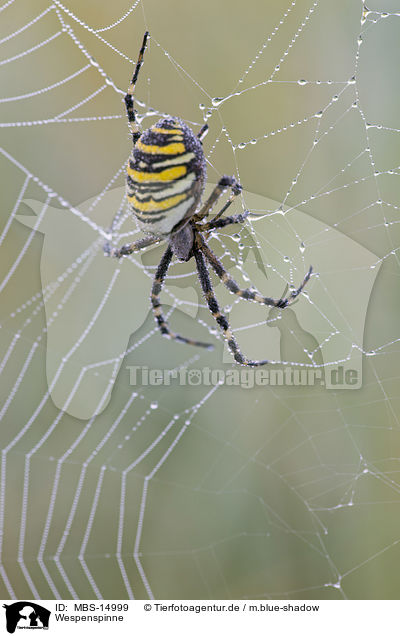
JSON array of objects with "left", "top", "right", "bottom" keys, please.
[{"left": 104, "top": 31, "right": 313, "bottom": 367}]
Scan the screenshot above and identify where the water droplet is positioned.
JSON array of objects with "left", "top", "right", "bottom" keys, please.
[
  {"left": 315, "top": 110, "right": 323, "bottom": 118},
  {"left": 212, "top": 96, "right": 224, "bottom": 106},
  {"left": 237, "top": 142, "right": 246, "bottom": 149},
  {"left": 150, "top": 401, "right": 158, "bottom": 410},
  {"left": 300, "top": 242, "right": 305, "bottom": 253},
  {"left": 361, "top": 5, "right": 371, "bottom": 25},
  {"left": 298, "top": 79, "right": 307, "bottom": 85},
  {"left": 250, "top": 138, "right": 257, "bottom": 145},
  {"left": 348, "top": 76, "right": 356, "bottom": 85},
  {"left": 199, "top": 103, "right": 206, "bottom": 110}
]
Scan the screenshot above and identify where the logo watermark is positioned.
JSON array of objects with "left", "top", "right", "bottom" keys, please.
[
  {"left": 15, "top": 185, "right": 379, "bottom": 417},
  {"left": 2, "top": 602, "right": 51, "bottom": 633},
  {"left": 127, "top": 365, "right": 358, "bottom": 389}
]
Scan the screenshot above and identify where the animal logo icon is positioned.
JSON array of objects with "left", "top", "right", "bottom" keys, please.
[{"left": 2, "top": 602, "right": 51, "bottom": 633}]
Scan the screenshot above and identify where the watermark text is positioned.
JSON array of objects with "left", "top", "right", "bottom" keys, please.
[{"left": 127, "top": 365, "right": 358, "bottom": 389}]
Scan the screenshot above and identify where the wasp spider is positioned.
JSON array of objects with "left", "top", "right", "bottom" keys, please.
[{"left": 104, "top": 32, "right": 312, "bottom": 366}]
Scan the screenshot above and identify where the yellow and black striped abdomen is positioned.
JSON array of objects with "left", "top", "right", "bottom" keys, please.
[{"left": 127, "top": 117, "right": 206, "bottom": 236}]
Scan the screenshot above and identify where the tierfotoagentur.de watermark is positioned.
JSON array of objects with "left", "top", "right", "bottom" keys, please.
[{"left": 127, "top": 365, "right": 358, "bottom": 389}]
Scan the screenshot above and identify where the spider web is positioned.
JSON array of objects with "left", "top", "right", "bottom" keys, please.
[{"left": 1, "top": 0, "right": 400, "bottom": 600}]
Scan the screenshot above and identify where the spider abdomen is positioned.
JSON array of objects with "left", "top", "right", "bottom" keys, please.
[{"left": 127, "top": 117, "right": 206, "bottom": 236}]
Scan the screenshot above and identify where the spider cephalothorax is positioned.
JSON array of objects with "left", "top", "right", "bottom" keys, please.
[{"left": 104, "top": 32, "right": 312, "bottom": 366}]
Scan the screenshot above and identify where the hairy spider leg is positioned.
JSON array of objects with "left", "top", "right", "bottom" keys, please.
[
  {"left": 125, "top": 31, "right": 149, "bottom": 141},
  {"left": 197, "top": 233, "right": 312, "bottom": 309},
  {"left": 104, "top": 32, "right": 150, "bottom": 256},
  {"left": 193, "top": 175, "right": 242, "bottom": 223},
  {"left": 197, "top": 123, "right": 209, "bottom": 141},
  {"left": 151, "top": 245, "right": 214, "bottom": 350},
  {"left": 104, "top": 233, "right": 161, "bottom": 258},
  {"left": 193, "top": 243, "right": 269, "bottom": 366},
  {"left": 199, "top": 211, "right": 249, "bottom": 232}
]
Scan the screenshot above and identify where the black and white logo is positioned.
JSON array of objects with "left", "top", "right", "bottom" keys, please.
[{"left": 2, "top": 602, "right": 50, "bottom": 633}]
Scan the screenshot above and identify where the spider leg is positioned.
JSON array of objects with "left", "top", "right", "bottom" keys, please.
[
  {"left": 197, "top": 123, "right": 209, "bottom": 141},
  {"left": 103, "top": 233, "right": 161, "bottom": 258},
  {"left": 198, "top": 210, "right": 249, "bottom": 232},
  {"left": 197, "top": 233, "right": 312, "bottom": 308},
  {"left": 125, "top": 31, "right": 149, "bottom": 142},
  {"left": 192, "top": 175, "right": 242, "bottom": 223},
  {"left": 151, "top": 245, "right": 214, "bottom": 350},
  {"left": 193, "top": 242, "right": 269, "bottom": 367}
]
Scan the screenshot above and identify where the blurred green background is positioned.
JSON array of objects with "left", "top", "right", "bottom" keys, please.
[{"left": 1, "top": 0, "right": 400, "bottom": 599}]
